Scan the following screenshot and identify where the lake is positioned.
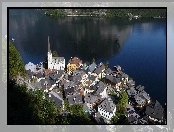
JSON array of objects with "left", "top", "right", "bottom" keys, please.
[{"left": 9, "top": 9, "right": 166, "bottom": 106}]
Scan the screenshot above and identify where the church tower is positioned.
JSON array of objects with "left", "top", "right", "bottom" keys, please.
[{"left": 47, "top": 36, "right": 52, "bottom": 69}]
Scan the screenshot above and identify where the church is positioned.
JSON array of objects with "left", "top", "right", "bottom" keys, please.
[{"left": 47, "top": 36, "right": 65, "bottom": 70}]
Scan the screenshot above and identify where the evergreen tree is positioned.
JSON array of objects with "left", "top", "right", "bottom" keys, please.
[
  {"left": 92, "top": 58, "right": 95, "bottom": 63},
  {"left": 52, "top": 50, "right": 58, "bottom": 57},
  {"left": 9, "top": 41, "right": 26, "bottom": 79}
]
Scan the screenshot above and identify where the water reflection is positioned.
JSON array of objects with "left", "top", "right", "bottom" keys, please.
[{"left": 9, "top": 9, "right": 133, "bottom": 63}]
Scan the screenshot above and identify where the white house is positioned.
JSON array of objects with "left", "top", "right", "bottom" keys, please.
[
  {"left": 98, "top": 98, "right": 116, "bottom": 121},
  {"left": 47, "top": 36, "right": 65, "bottom": 70},
  {"left": 25, "top": 62, "right": 36, "bottom": 72}
]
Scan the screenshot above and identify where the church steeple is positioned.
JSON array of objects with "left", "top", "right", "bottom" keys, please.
[{"left": 48, "top": 36, "right": 51, "bottom": 53}]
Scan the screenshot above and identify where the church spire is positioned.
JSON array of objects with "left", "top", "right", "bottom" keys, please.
[{"left": 48, "top": 36, "right": 51, "bottom": 53}]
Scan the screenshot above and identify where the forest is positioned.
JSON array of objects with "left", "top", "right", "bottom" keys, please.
[{"left": 44, "top": 9, "right": 166, "bottom": 18}]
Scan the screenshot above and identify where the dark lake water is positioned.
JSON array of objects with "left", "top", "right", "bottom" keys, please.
[{"left": 9, "top": 9, "right": 166, "bottom": 106}]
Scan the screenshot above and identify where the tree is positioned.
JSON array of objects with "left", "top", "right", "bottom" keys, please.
[
  {"left": 111, "top": 90, "right": 129, "bottom": 124},
  {"left": 8, "top": 80, "right": 61, "bottom": 125},
  {"left": 105, "top": 61, "right": 109, "bottom": 69},
  {"left": 9, "top": 41, "right": 26, "bottom": 79},
  {"left": 92, "top": 58, "right": 95, "bottom": 63},
  {"left": 52, "top": 50, "right": 58, "bottom": 57}
]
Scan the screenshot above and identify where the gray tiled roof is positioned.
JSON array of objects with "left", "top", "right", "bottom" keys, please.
[
  {"left": 64, "top": 81, "right": 75, "bottom": 89},
  {"left": 74, "top": 94, "right": 83, "bottom": 104},
  {"left": 93, "top": 81, "right": 107, "bottom": 95},
  {"left": 126, "top": 87, "right": 137, "bottom": 96},
  {"left": 127, "top": 80, "right": 135, "bottom": 86},
  {"left": 98, "top": 99, "right": 116, "bottom": 114},
  {"left": 52, "top": 57, "right": 65, "bottom": 63},
  {"left": 49, "top": 70, "right": 64, "bottom": 81},
  {"left": 88, "top": 62, "right": 97, "bottom": 72},
  {"left": 35, "top": 72, "right": 43, "bottom": 78},
  {"left": 31, "top": 81, "right": 42, "bottom": 89},
  {"left": 26, "top": 69, "right": 35, "bottom": 77},
  {"left": 49, "top": 79, "right": 55, "bottom": 86},
  {"left": 40, "top": 78, "right": 51, "bottom": 90},
  {"left": 67, "top": 95, "right": 75, "bottom": 105},
  {"left": 49, "top": 91, "right": 63, "bottom": 108},
  {"left": 105, "top": 74, "right": 121, "bottom": 84},
  {"left": 84, "top": 93, "right": 101, "bottom": 104},
  {"left": 104, "top": 68, "right": 112, "bottom": 75},
  {"left": 136, "top": 85, "right": 144, "bottom": 91},
  {"left": 93, "top": 63, "right": 105, "bottom": 75},
  {"left": 64, "top": 87, "right": 75, "bottom": 96},
  {"left": 88, "top": 74, "right": 96, "bottom": 81},
  {"left": 121, "top": 73, "right": 129, "bottom": 78},
  {"left": 134, "top": 94, "right": 146, "bottom": 105},
  {"left": 139, "top": 90, "right": 150, "bottom": 100},
  {"left": 145, "top": 100, "right": 164, "bottom": 120},
  {"left": 90, "top": 81, "right": 105, "bottom": 93},
  {"left": 67, "top": 94, "right": 83, "bottom": 105}
]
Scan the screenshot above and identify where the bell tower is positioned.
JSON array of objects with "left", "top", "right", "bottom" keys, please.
[{"left": 47, "top": 36, "right": 52, "bottom": 69}]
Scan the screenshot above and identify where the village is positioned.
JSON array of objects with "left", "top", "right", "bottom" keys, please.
[{"left": 17, "top": 36, "right": 165, "bottom": 125}]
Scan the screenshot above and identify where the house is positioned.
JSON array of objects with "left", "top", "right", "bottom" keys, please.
[
  {"left": 105, "top": 74, "right": 121, "bottom": 89},
  {"left": 30, "top": 81, "right": 42, "bottom": 89},
  {"left": 98, "top": 98, "right": 116, "bottom": 121},
  {"left": 67, "top": 57, "right": 83, "bottom": 73},
  {"left": 25, "top": 62, "right": 36, "bottom": 72},
  {"left": 104, "top": 68, "right": 113, "bottom": 76},
  {"left": 40, "top": 78, "right": 51, "bottom": 92},
  {"left": 64, "top": 87, "right": 75, "bottom": 96},
  {"left": 47, "top": 36, "right": 65, "bottom": 70},
  {"left": 120, "top": 72, "right": 129, "bottom": 83},
  {"left": 92, "top": 81, "right": 108, "bottom": 98},
  {"left": 127, "top": 80, "right": 135, "bottom": 87},
  {"left": 134, "top": 94, "right": 147, "bottom": 108},
  {"left": 67, "top": 94, "right": 83, "bottom": 105},
  {"left": 49, "top": 70, "right": 64, "bottom": 82},
  {"left": 84, "top": 84, "right": 98, "bottom": 95},
  {"left": 126, "top": 87, "right": 137, "bottom": 97},
  {"left": 64, "top": 81, "right": 76, "bottom": 96},
  {"left": 93, "top": 62, "right": 105, "bottom": 79},
  {"left": 135, "top": 85, "right": 144, "bottom": 92},
  {"left": 83, "top": 74, "right": 99, "bottom": 88},
  {"left": 145, "top": 100, "right": 164, "bottom": 123},
  {"left": 94, "top": 112, "right": 106, "bottom": 124},
  {"left": 26, "top": 69, "right": 35, "bottom": 79},
  {"left": 48, "top": 91, "right": 63, "bottom": 108},
  {"left": 113, "top": 65, "right": 121, "bottom": 73},
  {"left": 84, "top": 93, "right": 102, "bottom": 112},
  {"left": 43, "top": 69, "right": 57, "bottom": 76},
  {"left": 72, "top": 69, "right": 88, "bottom": 83},
  {"left": 126, "top": 104, "right": 140, "bottom": 124},
  {"left": 139, "top": 90, "right": 151, "bottom": 104},
  {"left": 83, "top": 61, "right": 90, "bottom": 70},
  {"left": 35, "top": 72, "right": 44, "bottom": 82},
  {"left": 88, "top": 62, "right": 97, "bottom": 73}
]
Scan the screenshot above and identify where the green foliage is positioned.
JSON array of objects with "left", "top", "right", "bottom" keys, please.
[
  {"left": 105, "top": 61, "right": 109, "bottom": 69},
  {"left": 52, "top": 50, "right": 58, "bottom": 57},
  {"left": 64, "top": 99, "right": 70, "bottom": 112},
  {"left": 92, "top": 58, "right": 95, "bottom": 63},
  {"left": 44, "top": 9, "right": 166, "bottom": 18},
  {"left": 2, "top": 38, "right": 7, "bottom": 82},
  {"left": 111, "top": 90, "right": 129, "bottom": 124},
  {"left": 9, "top": 41, "right": 26, "bottom": 79},
  {"left": 8, "top": 80, "right": 60, "bottom": 124},
  {"left": 45, "top": 9, "right": 67, "bottom": 17},
  {"left": 56, "top": 103, "right": 94, "bottom": 124}
]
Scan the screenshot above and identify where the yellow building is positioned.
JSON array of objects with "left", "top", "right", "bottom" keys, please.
[{"left": 67, "top": 57, "right": 82, "bottom": 73}]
